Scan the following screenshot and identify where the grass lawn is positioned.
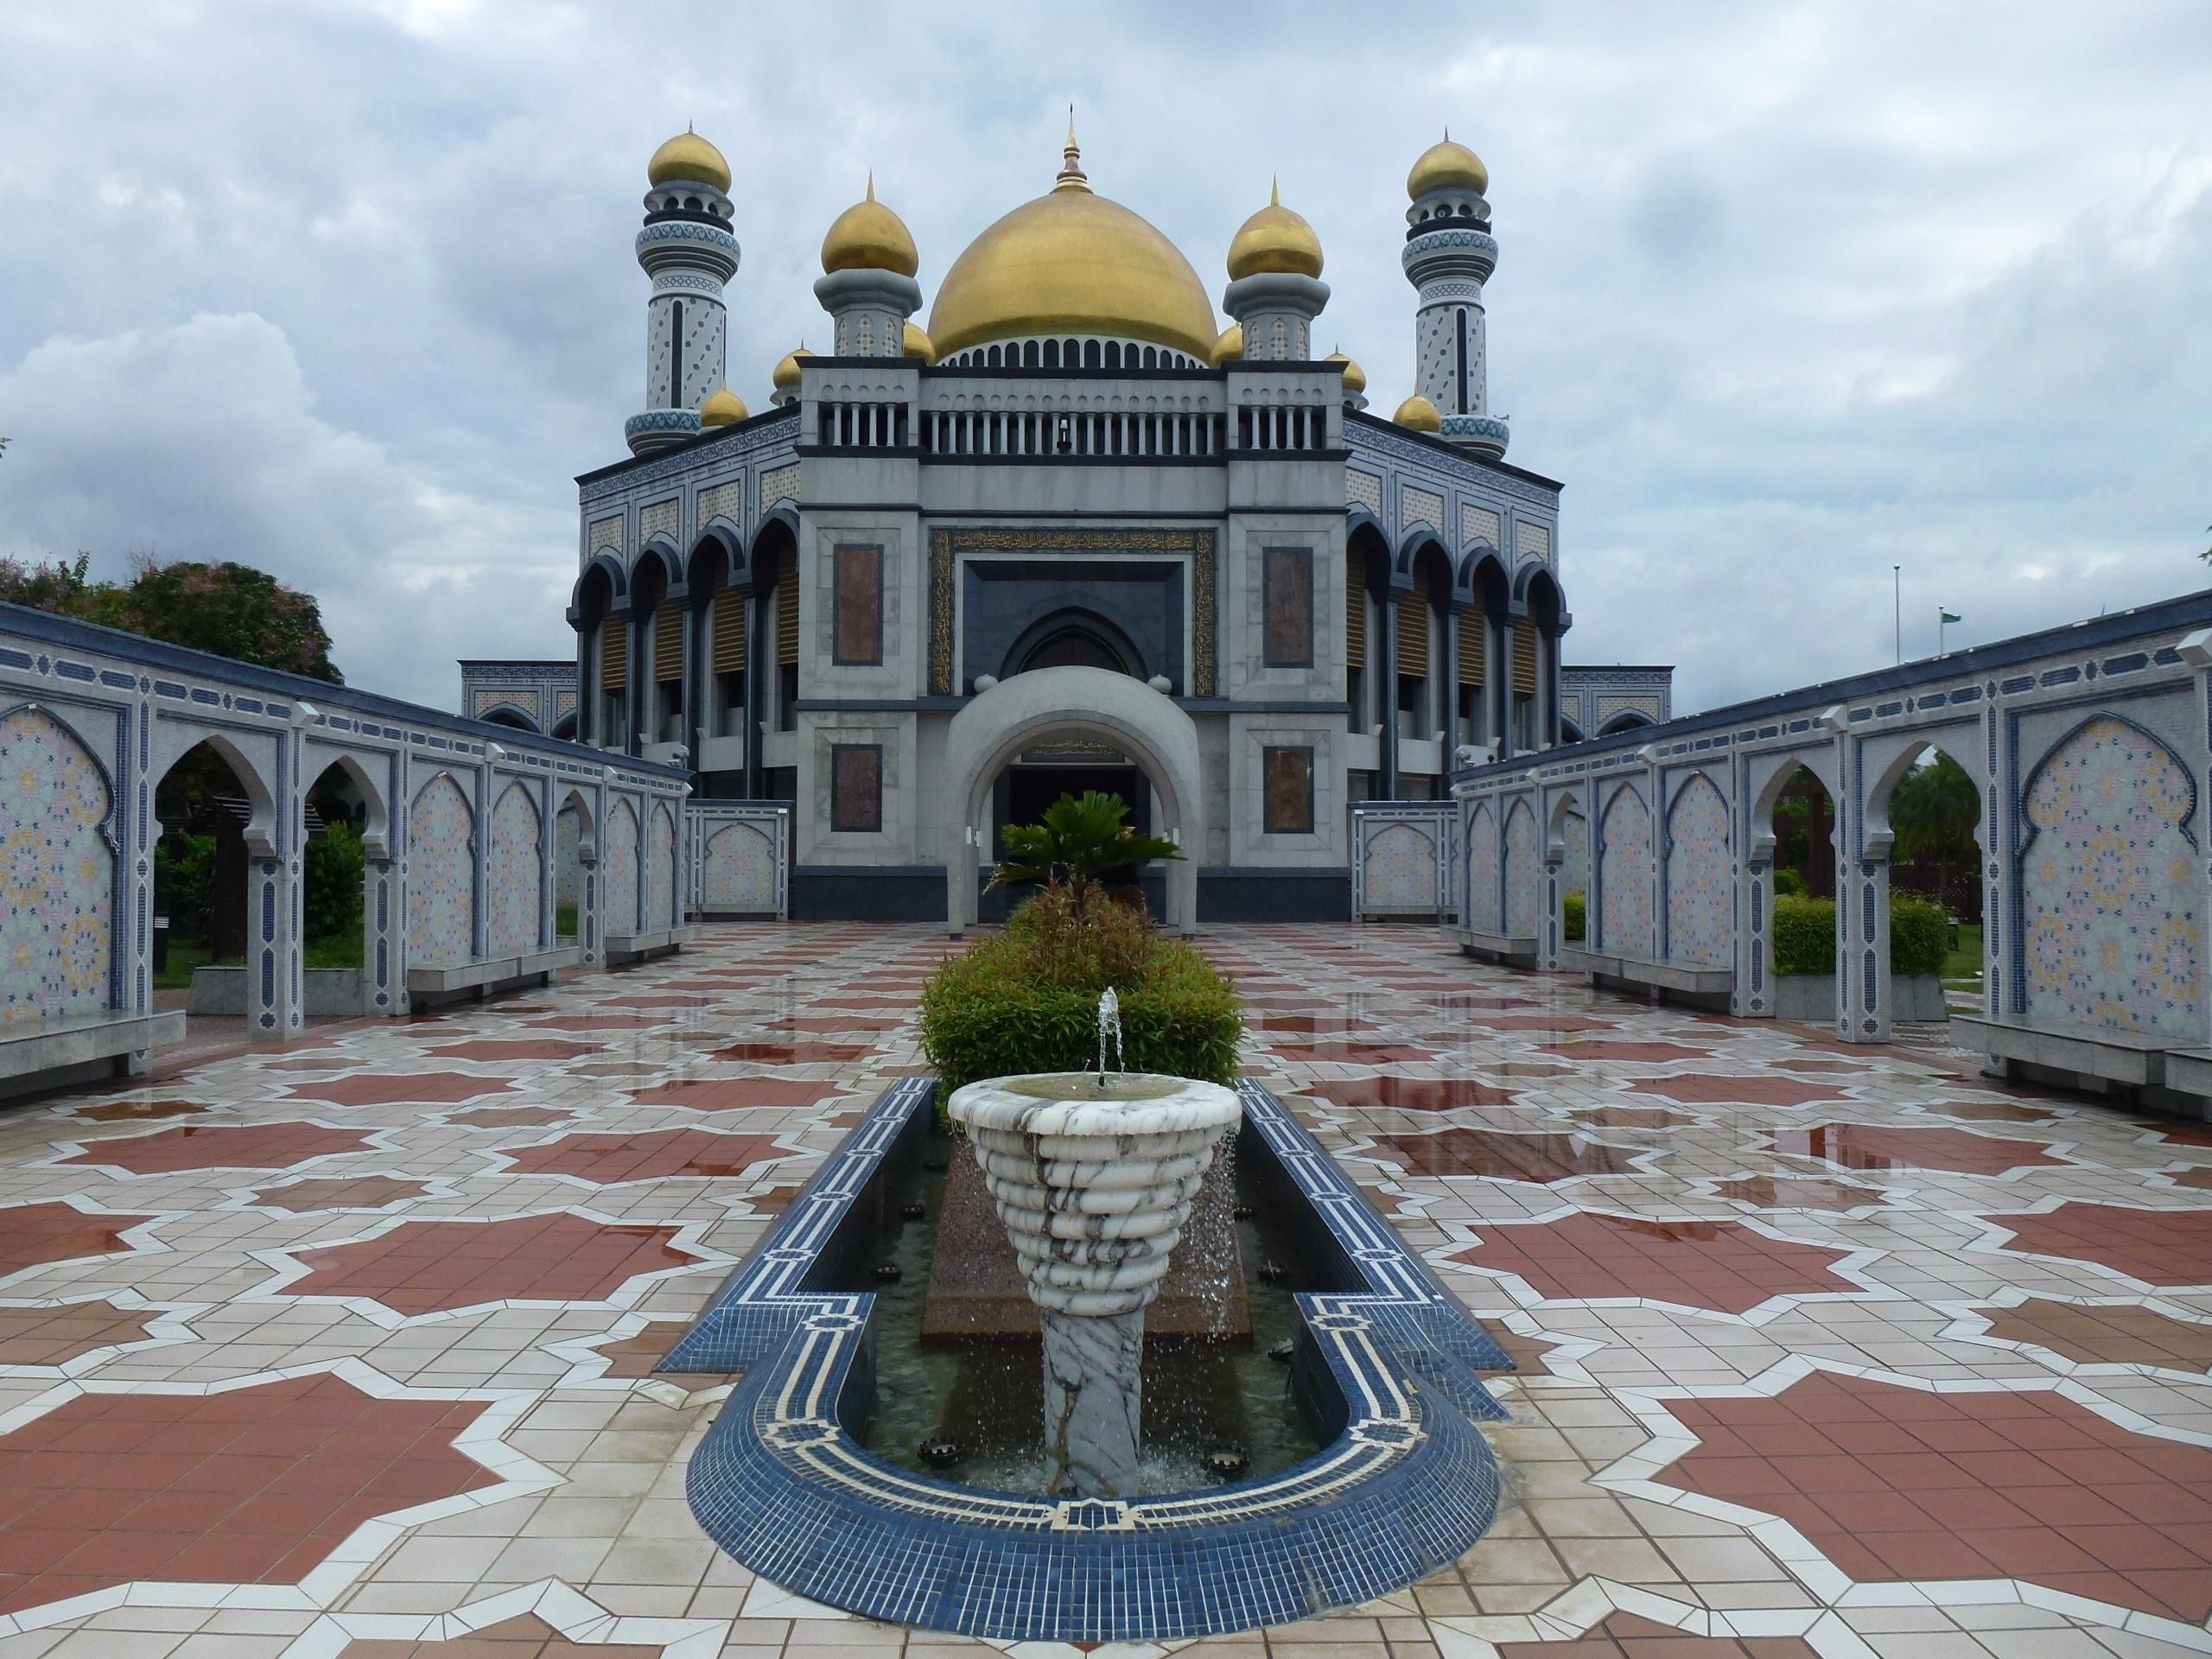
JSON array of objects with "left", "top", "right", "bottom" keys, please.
[
  {"left": 156, "top": 927, "right": 362, "bottom": 991},
  {"left": 556, "top": 903, "right": 578, "bottom": 939},
  {"left": 1941, "top": 922, "right": 1983, "bottom": 988}
]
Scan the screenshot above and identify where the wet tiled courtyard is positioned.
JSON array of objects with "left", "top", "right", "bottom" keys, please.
[{"left": 0, "top": 923, "right": 2209, "bottom": 1657}]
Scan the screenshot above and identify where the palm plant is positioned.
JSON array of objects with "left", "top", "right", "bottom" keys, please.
[{"left": 992, "top": 790, "right": 1181, "bottom": 916}]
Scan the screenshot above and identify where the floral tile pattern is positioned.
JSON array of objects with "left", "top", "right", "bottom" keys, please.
[
  {"left": 0, "top": 706, "right": 112, "bottom": 1028},
  {"left": 1664, "top": 771, "right": 1732, "bottom": 969},
  {"left": 1599, "top": 781, "right": 1654, "bottom": 960},
  {"left": 2022, "top": 715, "right": 2204, "bottom": 1041},
  {"left": 404, "top": 772, "right": 474, "bottom": 969},
  {"left": 1504, "top": 797, "right": 1541, "bottom": 938},
  {"left": 602, "top": 798, "right": 639, "bottom": 936},
  {"left": 1468, "top": 801, "right": 1501, "bottom": 933},
  {"left": 486, "top": 779, "right": 543, "bottom": 960}
]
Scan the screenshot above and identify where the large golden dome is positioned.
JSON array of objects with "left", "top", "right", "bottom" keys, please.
[
  {"left": 649, "top": 128, "right": 730, "bottom": 192},
  {"left": 925, "top": 128, "right": 1217, "bottom": 362}
]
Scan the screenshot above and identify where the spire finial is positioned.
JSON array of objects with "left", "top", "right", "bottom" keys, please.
[
  {"left": 1269, "top": 174, "right": 1280, "bottom": 207},
  {"left": 1055, "top": 105, "right": 1090, "bottom": 193},
  {"left": 866, "top": 169, "right": 875, "bottom": 202}
]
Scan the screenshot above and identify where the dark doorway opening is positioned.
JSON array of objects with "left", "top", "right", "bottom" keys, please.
[{"left": 980, "top": 760, "right": 1160, "bottom": 922}]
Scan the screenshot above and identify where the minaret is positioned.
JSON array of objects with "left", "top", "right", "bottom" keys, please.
[
  {"left": 1222, "top": 178, "right": 1329, "bottom": 360},
  {"left": 1402, "top": 133, "right": 1507, "bottom": 460},
  {"left": 627, "top": 128, "right": 741, "bottom": 457},
  {"left": 813, "top": 175, "right": 921, "bottom": 357}
]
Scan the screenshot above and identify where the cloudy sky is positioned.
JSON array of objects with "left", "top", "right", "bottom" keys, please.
[{"left": 1, "top": 2, "right": 2207, "bottom": 715}]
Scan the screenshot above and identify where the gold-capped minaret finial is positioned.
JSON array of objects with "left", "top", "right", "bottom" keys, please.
[
  {"left": 866, "top": 169, "right": 875, "bottom": 201},
  {"left": 1055, "top": 105, "right": 1090, "bottom": 194}
]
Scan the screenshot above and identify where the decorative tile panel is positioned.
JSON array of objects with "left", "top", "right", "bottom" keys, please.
[
  {"left": 587, "top": 515, "right": 625, "bottom": 557},
  {"left": 1466, "top": 803, "right": 1499, "bottom": 933},
  {"left": 1461, "top": 503, "right": 1502, "bottom": 550},
  {"left": 639, "top": 500, "right": 678, "bottom": 546},
  {"left": 0, "top": 708, "right": 111, "bottom": 1027},
  {"left": 486, "top": 781, "right": 541, "bottom": 958},
  {"left": 1599, "top": 782, "right": 1653, "bottom": 959},
  {"left": 1504, "top": 799, "right": 1539, "bottom": 936},
  {"left": 759, "top": 462, "right": 800, "bottom": 511},
  {"left": 1402, "top": 485, "right": 1444, "bottom": 532},
  {"left": 1516, "top": 520, "right": 1552, "bottom": 563},
  {"left": 405, "top": 773, "right": 474, "bottom": 969},
  {"left": 1345, "top": 470, "right": 1382, "bottom": 516},
  {"left": 603, "top": 799, "right": 639, "bottom": 935},
  {"left": 1665, "top": 772, "right": 1731, "bottom": 969},
  {"left": 698, "top": 480, "right": 742, "bottom": 527}
]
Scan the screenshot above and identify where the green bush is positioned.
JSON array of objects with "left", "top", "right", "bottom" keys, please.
[
  {"left": 304, "top": 823, "right": 364, "bottom": 944},
  {"left": 153, "top": 832, "right": 216, "bottom": 939},
  {"left": 1771, "top": 892, "right": 1954, "bottom": 977},
  {"left": 1888, "top": 894, "right": 1950, "bottom": 977},
  {"left": 1772, "top": 867, "right": 1808, "bottom": 898},
  {"left": 1771, "top": 895, "right": 1834, "bottom": 976},
  {"left": 918, "top": 885, "right": 1243, "bottom": 1109},
  {"left": 1563, "top": 890, "right": 1586, "bottom": 942}
]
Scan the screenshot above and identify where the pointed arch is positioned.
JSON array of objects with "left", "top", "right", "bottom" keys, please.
[
  {"left": 1665, "top": 771, "right": 1732, "bottom": 969},
  {"left": 1599, "top": 779, "right": 1653, "bottom": 959},
  {"left": 486, "top": 779, "right": 543, "bottom": 958},
  {"left": 603, "top": 797, "right": 641, "bottom": 934},
  {"left": 2018, "top": 713, "right": 2202, "bottom": 1040},
  {"left": 1465, "top": 799, "right": 1499, "bottom": 933},
  {"left": 406, "top": 772, "right": 474, "bottom": 968},
  {"left": 0, "top": 705, "right": 115, "bottom": 1027},
  {"left": 1503, "top": 797, "right": 1540, "bottom": 938},
  {"left": 648, "top": 800, "right": 678, "bottom": 929}
]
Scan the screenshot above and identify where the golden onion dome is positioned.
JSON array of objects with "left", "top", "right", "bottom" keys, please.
[
  {"left": 1325, "top": 350, "right": 1365, "bottom": 396},
  {"left": 771, "top": 345, "right": 813, "bottom": 390},
  {"left": 1407, "top": 132, "right": 1488, "bottom": 200},
  {"left": 1226, "top": 178, "right": 1323, "bottom": 280},
  {"left": 925, "top": 124, "right": 1218, "bottom": 362},
  {"left": 699, "top": 386, "right": 748, "bottom": 426},
  {"left": 821, "top": 174, "right": 919, "bottom": 277},
  {"left": 1393, "top": 391, "right": 1443, "bottom": 432},
  {"left": 902, "top": 320, "right": 936, "bottom": 364},
  {"left": 1211, "top": 322, "right": 1243, "bottom": 366},
  {"left": 648, "top": 127, "right": 731, "bottom": 192}
]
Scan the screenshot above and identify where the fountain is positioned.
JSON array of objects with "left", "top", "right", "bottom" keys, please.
[{"left": 946, "top": 988, "right": 1242, "bottom": 1497}]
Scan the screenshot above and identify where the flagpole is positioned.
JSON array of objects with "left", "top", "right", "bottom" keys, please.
[
  {"left": 1939, "top": 607, "right": 1946, "bottom": 654},
  {"left": 1892, "top": 566, "right": 1901, "bottom": 664}
]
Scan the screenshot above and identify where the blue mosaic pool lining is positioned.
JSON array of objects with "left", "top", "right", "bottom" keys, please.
[{"left": 663, "top": 1077, "right": 1514, "bottom": 1644}]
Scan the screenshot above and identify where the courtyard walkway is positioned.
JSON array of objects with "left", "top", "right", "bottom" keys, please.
[{"left": 0, "top": 924, "right": 2207, "bottom": 1658}]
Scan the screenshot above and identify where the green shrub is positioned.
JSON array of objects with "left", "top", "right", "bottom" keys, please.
[
  {"left": 1772, "top": 867, "right": 1808, "bottom": 898},
  {"left": 153, "top": 832, "right": 216, "bottom": 939},
  {"left": 1563, "top": 890, "right": 1586, "bottom": 942},
  {"left": 918, "top": 884, "right": 1243, "bottom": 1109},
  {"left": 1771, "top": 891, "right": 1953, "bottom": 977},
  {"left": 1771, "top": 894, "right": 1836, "bottom": 976},
  {"left": 304, "top": 823, "right": 364, "bottom": 944},
  {"left": 1888, "top": 895, "right": 1950, "bottom": 977}
]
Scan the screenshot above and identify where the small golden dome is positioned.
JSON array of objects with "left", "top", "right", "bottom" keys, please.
[
  {"left": 903, "top": 320, "right": 936, "bottom": 364},
  {"left": 648, "top": 128, "right": 730, "bottom": 192},
  {"left": 821, "top": 174, "right": 918, "bottom": 276},
  {"left": 1226, "top": 178, "right": 1323, "bottom": 280},
  {"left": 771, "top": 345, "right": 813, "bottom": 390},
  {"left": 1393, "top": 391, "right": 1442, "bottom": 432},
  {"left": 1325, "top": 350, "right": 1365, "bottom": 396},
  {"left": 925, "top": 124, "right": 1218, "bottom": 362},
  {"left": 1211, "top": 323, "right": 1243, "bottom": 366},
  {"left": 700, "top": 386, "right": 748, "bottom": 426},
  {"left": 1407, "top": 132, "right": 1488, "bottom": 200}
]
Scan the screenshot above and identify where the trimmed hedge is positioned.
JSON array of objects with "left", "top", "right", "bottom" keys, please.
[
  {"left": 918, "top": 886, "right": 1243, "bottom": 1107},
  {"left": 1771, "top": 892, "right": 1952, "bottom": 977},
  {"left": 1563, "top": 891, "right": 1586, "bottom": 942},
  {"left": 1772, "top": 867, "right": 1808, "bottom": 898}
]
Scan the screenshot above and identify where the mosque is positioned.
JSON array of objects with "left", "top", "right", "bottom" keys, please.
[{"left": 462, "top": 123, "right": 1670, "bottom": 923}]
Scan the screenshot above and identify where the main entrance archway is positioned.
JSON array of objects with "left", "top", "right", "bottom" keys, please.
[{"left": 939, "top": 667, "right": 1203, "bottom": 934}]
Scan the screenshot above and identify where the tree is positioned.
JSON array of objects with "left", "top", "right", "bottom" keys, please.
[
  {"left": 993, "top": 790, "right": 1181, "bottom": 917},
  {"left": 1888, "top": 750, "right": 1980, "bottom": 900},
  {"left": 0, "top": 554, "right": 342, "bottom": 682}
]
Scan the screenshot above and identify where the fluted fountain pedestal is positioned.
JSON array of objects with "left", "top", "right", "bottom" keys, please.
[{"left": 947, "top": 1071, "right": 1243, "bottom": 1497}]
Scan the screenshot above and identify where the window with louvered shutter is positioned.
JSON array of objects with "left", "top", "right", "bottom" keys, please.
[
  {"left": 1458, "top": 598, "right": 1484, "bottom": 685},
  {"left": 776, "top": 552, "right": 799, "bottom": 668},
  {"left": 1345, "top": 546, "right": 1366, "bottom": 669},
  {"left": 601, "top": 617, "right": 626, "bottom": 691},
  {"left": 1395, "top": 567, "right": 1430, "bottom": 677},
  {"left": 1514, "top": 620, "right": 1538, "bottom": 695},
  {"left": 653, "top": 601, "right": 682, "bottom": 684},
  {"left": 711, "top": 591, "right": 745, "bottom": 674}
]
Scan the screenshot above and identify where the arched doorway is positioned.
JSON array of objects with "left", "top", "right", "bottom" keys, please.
[{"left": 940, "top": 667, "right": 1203, "bottom": 935}]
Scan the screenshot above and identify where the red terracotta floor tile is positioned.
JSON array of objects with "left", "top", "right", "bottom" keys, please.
[
  {"left": 0, "top": 1301, "right": 157, "bottom": 1369},
  {"left": 1371, "top": 1128, "right": 1638, "bottom": 1184},
  {"left": 499, "top": 1129, "right": 796, "bottom": 1185},
  {"left": 625, "top": 1078, "right": 850, "bottom": 1111},
  {"left": 1497, "top": 1611, "right": 1816, "bottom": 1658},
  {"left": 1713, "top": 1176, "right": 1884, "bottom": 1211},
  {"left": 425, "top": 1039, "right": 602, "bottom": 1063},
  {"left": 1542, "top": 1041, "right": 1714, "bottom": 1063},
  {"left": 67, "top": 1099, "right": 206, "bottom": 1124},
  {"left": 63, "top": 1122, "right": 370, "bottom": 1175},
  {"left": 286, "top": 1212, "right": 699, "bottom": 1315},
  {"left": 1656, "top": 1370, "right": 2212, "bottom": 1622},
  {"left": 334, "top": 1611, "right": 664, "bottom": 1655},
  {"left": 1301, "top": 1077, "right": 1516, "bottom": 1112},
  {"left": 1993, "top": 1203, "right": 2212, "bottom": 1287},
  {"left": 1452, "top": 1211, "right": 1858, "bottom": 1311},
  {"left": 0, "top": 1205, "right": 154, "bottom": 1282},
  {"left": 1772, "top": 1123, "right": 2067, "bottom": 1175},
  {"left": 446, "top": 1106, "right": 572, "bottom": 1129},
  {"left": 711, "top": 1041, "right": 876, "bottom": 1064},
  {"left": 0, "top": 1371, "right": 492, "bottom": 1616},
  {"left": 1632, "top": 1075, "right": 1847, "bottom": 1109},
  {"left": 252, "top": 1177, "right": 428, "bottom": 1212},
  {"left": 1981, "top": 1299, "right": 2212, "bottom": 1370}
]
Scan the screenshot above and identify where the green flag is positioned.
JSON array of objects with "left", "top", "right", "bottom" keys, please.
[{"left": 1940, "top": 610, "right": 1961, "bottom": 624}]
